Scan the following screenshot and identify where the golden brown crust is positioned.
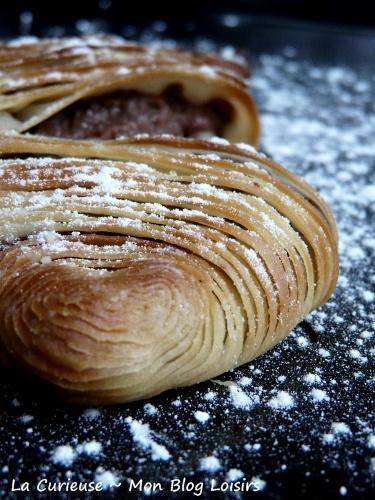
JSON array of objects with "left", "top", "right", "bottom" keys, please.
[
  {"left": 0, "top": 134, "right": 338, "bottom": 404},
  {"left": 0, "top": 36, "right": 260, "bottom": 144}
]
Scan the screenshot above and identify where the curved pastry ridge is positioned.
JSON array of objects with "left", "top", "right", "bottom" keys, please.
[{"left": 0, "top": 135, "right": 338, "bottom": 403}]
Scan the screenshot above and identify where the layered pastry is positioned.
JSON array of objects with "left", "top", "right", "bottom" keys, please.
[
  {"left": 0, "top": 134, "right": 339, "bottom": 404},
  {"left": 0, "top": 35, "right": 259, "bottom": 143}
]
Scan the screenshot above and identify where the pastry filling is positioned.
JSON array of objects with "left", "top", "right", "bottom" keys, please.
[{"left": 32, "top": 85, "right": 233, "bottom": 139}]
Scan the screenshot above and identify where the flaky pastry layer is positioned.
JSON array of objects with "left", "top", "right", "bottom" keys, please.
[
  {"left": 0, "top": 36, "right": 259, "bottom": 144},
  {"left": 0, "top": 134, "right": 338, "bottom": 403}
]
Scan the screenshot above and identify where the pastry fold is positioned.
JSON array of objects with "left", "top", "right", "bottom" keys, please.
[
  {"left": 0, "top": 135, "right": 338, "bottom": 404},
  {"left": 0, "top": 36, "right": 259, "bottom": 144}
]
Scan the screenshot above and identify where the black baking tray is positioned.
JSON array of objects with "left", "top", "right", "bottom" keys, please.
[{"left": 0, "top": 7, "right": 374, "bottom": 500}]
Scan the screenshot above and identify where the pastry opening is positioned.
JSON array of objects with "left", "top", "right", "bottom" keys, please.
[{"left": 30, "top": 84, "right": 234, "bottom": 140}]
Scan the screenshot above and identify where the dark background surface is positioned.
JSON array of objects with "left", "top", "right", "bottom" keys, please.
[
  {"left": 1, "top": 0, "right": 375, "bottom": 30},
  {"left": 0, "top": 2, "right": 374, "bottom": 500},
  {"left": 1, "top": 0, "right": 375, "bottom": 67}
]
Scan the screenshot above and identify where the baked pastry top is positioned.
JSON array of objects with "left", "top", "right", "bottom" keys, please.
[{"left": 0, "top": 134, "right": 338, "bottom": 404}]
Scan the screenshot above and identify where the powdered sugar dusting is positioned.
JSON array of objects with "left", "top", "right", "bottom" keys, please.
[
  {"left": 268, "top": 391, "right": 295, "bottom": 410},
  {"left": 200, "top": 456, "right": 221, "bottom": 473},
  {"left": 125, "top": 417, "right": 171, "bottom": 461},
  {"left": 51, "top": 445, "right": 75, "bottom": 467}
]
